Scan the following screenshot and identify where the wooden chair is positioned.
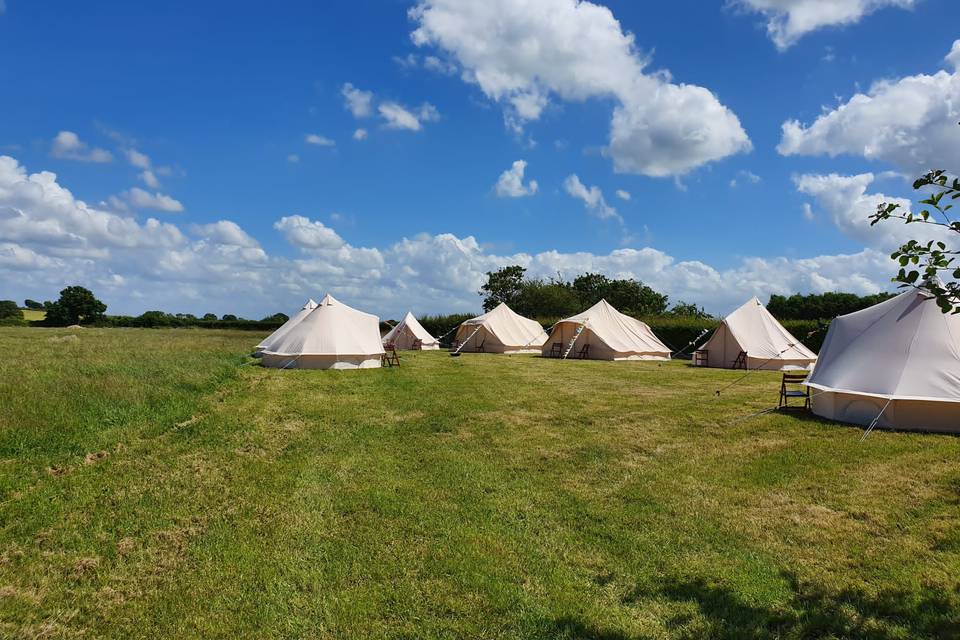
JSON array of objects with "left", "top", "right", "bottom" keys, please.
[
  {"left": 693, "top": 349, "right": 709, "bottom": 367},
  {"left": 779, "top": 371, "right": 810, "bottom": 410},
  {"left": 732, "top": 350, "right": 748, "bottom": 370},
  {"left": 382, "top": 344, "right": 401, "bottom": 367},
  {"left": 475, "top": 338, "right": 485, "bottom": 353},
  {"left": 548, "top": 342, "right": 562, "bottom": 358},
  {"left": 577, "top": 343, "right": 590, "bottom": 359},
  {"left": 412, "top": 338, "right": 423, "bottom": 350}
]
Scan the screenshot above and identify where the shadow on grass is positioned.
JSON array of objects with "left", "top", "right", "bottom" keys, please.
[{"left": 621, "top": 571, "right": 960, "bottom": 640}]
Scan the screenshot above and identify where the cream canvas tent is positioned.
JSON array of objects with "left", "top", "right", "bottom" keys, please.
[
  {"left": 696, "top": 297, "right": 817, "bottom": 370},
  {"left": 382, "top": 311, "right": 440, "bottom": 350},
  {"left": 255, "top": 298, "right": 317, "bottom": 354},
  {"left": 454, "top": 303, "right": 547, "bottom": 354},
  {"left": 543, "top": 299, "right": 670, "bottom": 360},
  {"left": 261, "top": 294, "right": 384, "bottom": 369},
  {"left": 806, "top": 286, "right": 960, "bottom": 432}
]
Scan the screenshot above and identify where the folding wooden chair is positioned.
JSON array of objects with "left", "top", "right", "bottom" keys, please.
[
  {"left": 548, "top": 342, "right": 562, "bottom": 358},
  {"left": 382, "top": 344, "right": 401, "bottom": 367},
  {"left": 693, "top": 349, "right": 708, "bottom": 367},
  {"left": 779, "top": 371, "right": 810, "bottom": 410},
  {"left": 577, "top": 343, "right": 590, "bottom": 359},
  {"left": 475, "top": 338, "right": 485, "bottom": 353},
  {"left": 732, "top": 351, "right": 748, "bottom": 370},
  {"left": 412, "top": 338, "right": 423, "bottom": 350}
]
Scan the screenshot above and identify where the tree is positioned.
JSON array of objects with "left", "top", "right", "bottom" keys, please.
[
  {"left": 870, "top": 168, "right": 960, "bottom": 313},
  {"left": 513, "top": 278, "right": 580, "bottom": 319},
  {"left": 43, "top": 286, "right": 107, "bottom": 326},
  {"left": 23, "top": 299, "right": 43, "bottom": 310},
  {"left": 221, "top": 314, "right": 238, "bottom": 321},
  {"left": 261, "top": 312, "right": 289, "bottom": 323},
  {"left": 202, "top": 313, "right": 218, "bottom": 321},
  {"left": 0, "top": 300, "right": 23, "bottom": 325},
  {"left": 767, "top": 292, "right": 896, "bottom": 321},
  {"left": 668, "top": 301, "right": 712, "bottom": 319},
  {"left": 571, "top": 273, "right": 668, "bottom": 316},
  {"left": 479, "top": 265, "right": 527, "bottom": 311}
]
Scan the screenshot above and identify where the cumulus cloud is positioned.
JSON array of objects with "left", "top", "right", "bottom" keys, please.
[
  {"left": 0, "top": 153, "right": 904, "bottom": 320},
  {"left": 125, "top": 148, "right": 151, "bottom": 169},
  {"left": 732, "top": 0, "right": 917, "bottom": 50},
  {"left": 305, "top": 134, "right": 336, "bottom": 146},
  {"left": 794, "top": 172, "right": 951, "bottom": 251},
  {"left": 50, "top": 131, "right": 113, "bottom": 163},
  {"left": 409, "top": 0, "right": 750, "bottom": 176},
  {"left": 378, "top": 101, "right": 440, "bottom": 131},
  {"left": 341, "top": 83, "right": 374, "bottom": 118},
  {"left": 494, "top": 160, "right": 538, "bottom": 197},
  {"left": 140, "top": 170, "right": 161, "bottom": 189},
  {"left": 123, "top": 187, "right": 185, "bottom": 213},
  {"left": 353, "top": 128, "right": 368, "bottom": 141},
  {"left": 615, "top": 189, "right": 631, "bottom": 201},
  {"left": 730, "top": 169, "right": 761, "bottom": 188},
  {"left": 564, "top": 175, "right": 621, "bottom": 223},
  {"left": 779, "top": 40, "right": 960, "bottom": 172}
]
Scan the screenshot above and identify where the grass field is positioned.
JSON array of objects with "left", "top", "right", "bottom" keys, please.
[
  {"left": 19, "top": 309, "right": 46, "bottom": 322},
  {"left": 1, "top": 327, "right": 959, "bottom": 639}
]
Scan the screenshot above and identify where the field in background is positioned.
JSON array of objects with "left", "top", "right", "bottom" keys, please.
[
  {"left": 1, "top": 327, "right": 958, "bottom": 639},
  {"left": 20, "top": 309, "right": 45, "bottom": 321}
]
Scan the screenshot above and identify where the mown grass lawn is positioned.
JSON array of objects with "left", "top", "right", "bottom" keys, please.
[{"left": 1, "top": 327, "right": 959, "bottom": 639}]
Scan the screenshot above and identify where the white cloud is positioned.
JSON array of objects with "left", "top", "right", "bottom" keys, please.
[
  {"left": 779, "top": 40, "right": 960, "bottom": 172},
  {"left": 615, "top": 189, "right": 631, "bottom": 201},
  {"left": 126, "top": 148, "right": 151, "bottom": 169},
  {"left": 563, "top": 174, "right": 621, "bottom": 223},
  {"left": 140, "top": 170, "right": 161, "bottom": 189},
  {"left": 353, "top": 128, "right": 368, "bottom": 141},
  {"left": 287, "top": 154, "right": 300, "bottom": 164},
  {"left": 305, "top": 134, "right": 336, "bottom": 146},
  {"left": 795, "top": 172, "right": 952, "bottom": 250},
  {"left": 423, "top": 55, "right": 457, "bottom": 75},
  {"left": 378, "top": 101, "right": 440, "bottom": 131},
  {"left": 341, "top": 83, "right": 374, "bottom": 118},
  {"left": 730, "top": 169, "right": 761, "bottom": 188},
  {"left": 124, "top": 187, "right": 185, "bottom": 213},
  {"left": 410, "top": 0, "right": 750, "bottom": 177},
  {"left": 732, "top": 0, "right": 917, "bottom": 50},
  {"left": 50, "top": 131, "right": 113, "bottom": 163},
  {"left": 0, "top": 153, "right": 905, "bottom": 320},
  {"left": 494, "top": 160, "right": 538, "bottom": 198}
]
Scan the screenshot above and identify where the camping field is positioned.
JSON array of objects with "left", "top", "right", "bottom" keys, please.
[{"left": 1, "top": 327, "right": 959, "bottom": 639}]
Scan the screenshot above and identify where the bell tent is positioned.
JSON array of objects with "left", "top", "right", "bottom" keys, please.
[
  {"left": 382, "top": 311, "right": 440, "bottom": 350},
  {"left": 806, "top": 285, "right": 960, "bottom": 432},
  {"left": 543, "top": 299, "right": 670, "bottom": 360},
  {"left": 260, "top": 294, "right": 384, "bottom": 369},
  {"left": 696, "top": 297, "right": 817, "bottom": 370},
  {"left": 255, "top": 298, "right": 317, "bottom": 354},
  {"left": 453, "top": 303, "right": 547, "bottom": 354}
]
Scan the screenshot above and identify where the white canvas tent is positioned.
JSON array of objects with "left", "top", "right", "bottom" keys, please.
[
  {"left": 696, "top": 297, "right": 817, "bottom": 370},
  {"left": 806, "top": 286, "right": 960, "bottom": 432},
  {"left": 454, "top": 303, "right": 547, "bottom": 354},
  {"left": 255, "top": 298, "right": 317, "bottom": 354},
  {"left": 261, "top": 294, "right": 384, "bottom": 369},
  {"left": 543, "top": 299, "right": 670, "bottom": 360},
  {"left": 382, "top": 311, "right": 440, "bottom": 350}
]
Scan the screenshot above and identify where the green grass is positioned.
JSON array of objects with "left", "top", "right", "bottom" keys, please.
[{"left": 1, "top": 327, "right": 959, "bottom": 639}]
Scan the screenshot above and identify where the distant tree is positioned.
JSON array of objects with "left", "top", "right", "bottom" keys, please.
[
  {"left": 261, "top": 312, "right": 289, "bottom": 323},
  {"left": 202, "top": 313, "right": 218, "bottom": 321},
  {"left": 479, "top": 265, "right": 527, "bottom": 311},
  {"left": 43, "top": 286, "right": 107, "bottom": 326},
  {"left": 668, "top": 301, "right": 712, "bottom": 319},
  {"left": 221, "top": 314, "right": 238, "bottom": 321},
  {"left": 134, "top": 311, "right": 174, "bottom": 327},
  {"left": 571, "top": 273, "right": 668, "bottom": 316},
  {"left": 513, "top": 278, "right": 580, "bottom": 319},
  {"left": 0, "top": 300, "right": 23, "bottom": 324},
  {"left": 767, "top": 292, "right": 896, "bottom": 321},
  {"left": 23, "top": 299, "right": 43, "bottom": 310}
]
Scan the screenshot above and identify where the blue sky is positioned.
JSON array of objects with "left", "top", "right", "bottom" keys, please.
[{"left": 1, "top": 0, "right": 958, "bottom": 318}]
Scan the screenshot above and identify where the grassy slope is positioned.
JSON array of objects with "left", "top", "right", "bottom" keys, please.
[{"left": 1, "top": 327, "right": 959, "bottom": 639}]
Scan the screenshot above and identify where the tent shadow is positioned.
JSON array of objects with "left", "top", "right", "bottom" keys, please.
[{"left": 623, "top": 571, "right": 960, "bottom": 640}]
